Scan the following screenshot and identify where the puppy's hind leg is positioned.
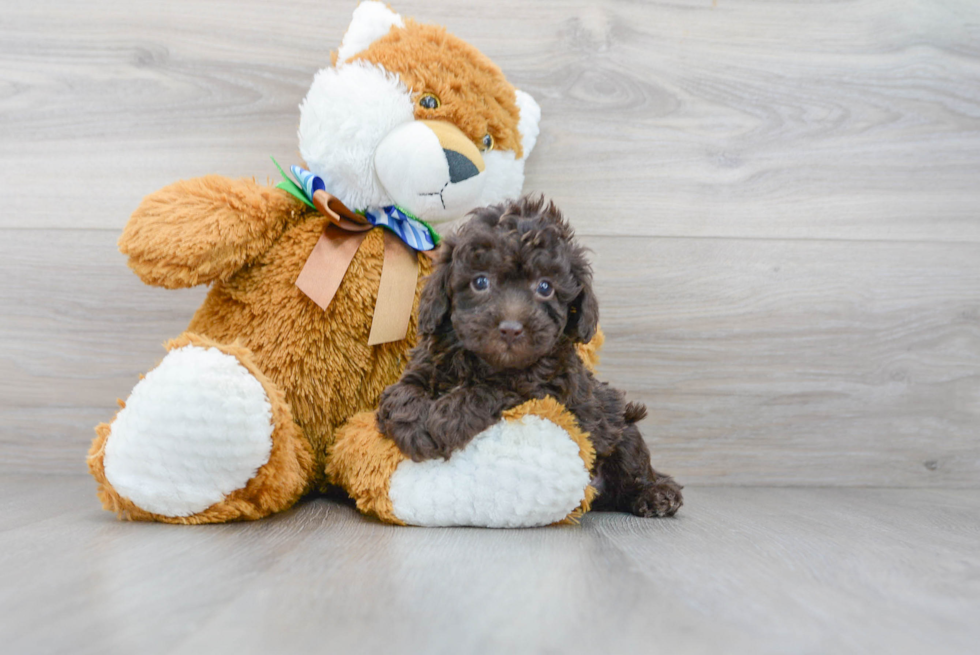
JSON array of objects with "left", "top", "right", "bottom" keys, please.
[{"left": 592, "top": 418, "right": 683, "bottom": 518}]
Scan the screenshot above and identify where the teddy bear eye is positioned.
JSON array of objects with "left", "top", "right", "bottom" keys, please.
[
  {"left": 419, "top": 93, "right": 440, "bottom": 110},
  {"left": 472, "top": 275, "right": 490, "bottom": 292},
  {"left": 480, "top": 134, "right": 494, "bottom": 151},
  {"left": 535, "top": 279, "right": 554, "bottom": 299}
]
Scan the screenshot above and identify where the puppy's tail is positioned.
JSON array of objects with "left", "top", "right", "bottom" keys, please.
[{"left": 624, "top": 401, "right": 648, "bottom": 424}]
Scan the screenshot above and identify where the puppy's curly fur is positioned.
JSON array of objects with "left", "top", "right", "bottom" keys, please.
[{"left": 377, "top": 197, "right": 682, "bottom": 517}]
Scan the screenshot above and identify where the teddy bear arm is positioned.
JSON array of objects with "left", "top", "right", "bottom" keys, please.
[
  {"left": 330, "top": 397, "right": 597, "bottom": 528},
  {"left": 576, "top": 325, "right": 605, "bottom": 373},
  {"left": 119, "top": 175, "right": 301, "bottom": 289}
]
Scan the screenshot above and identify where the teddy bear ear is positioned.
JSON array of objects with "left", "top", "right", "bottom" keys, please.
[
  {"left": 514, "top": 90, "right": 541, "bottom": 160},
  {"left": 336, "top": 1, "right": 404, "bottom": 63}
]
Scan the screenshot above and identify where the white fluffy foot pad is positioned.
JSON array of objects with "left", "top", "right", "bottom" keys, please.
[
  {"left": 103, "top": 345, "right": 275, "bottom": 517},
  {"left": 388, "top": 415, "right": 592, "bottom": 528}
]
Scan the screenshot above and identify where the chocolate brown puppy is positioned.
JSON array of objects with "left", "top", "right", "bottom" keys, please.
[{"left": 377, "top": 197, "right": 682, "bottom": 517}]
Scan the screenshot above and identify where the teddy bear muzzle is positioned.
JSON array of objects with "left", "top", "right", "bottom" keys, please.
[{"left": 374, "top": 119, "right": 487, "bottom": 223}]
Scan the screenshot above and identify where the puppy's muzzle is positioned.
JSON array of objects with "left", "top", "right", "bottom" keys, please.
[{"left": 498, "top": 320, "right": 524, "bottom": 344}]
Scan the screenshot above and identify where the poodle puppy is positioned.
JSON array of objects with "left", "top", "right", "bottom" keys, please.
[{"left": 377, "top": 197, "right": 683, "bottom": 517}]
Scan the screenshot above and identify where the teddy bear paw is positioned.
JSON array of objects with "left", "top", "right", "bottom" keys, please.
[
  {"left": 387, "top": 414, "right": 591, "bottom": 528},
  {"left": 101, "top": 345, "right": 275, "bottom": 517}
]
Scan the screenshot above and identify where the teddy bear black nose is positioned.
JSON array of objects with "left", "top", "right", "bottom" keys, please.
[
  {"left": 498, "top": 320, "right": 524, "bottom": 343},
  {"left": 444, "top": 149, "right": 480, "bottom": 183}
]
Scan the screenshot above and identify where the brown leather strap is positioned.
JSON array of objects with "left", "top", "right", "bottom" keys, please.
[
  {"left": 295, "top": 227, "right": 368, "bottom": 311},
  {"left": 297, "top": 191, "right": 423, "bottom": 345},
  {"left": 368, "top": 231, "right": 420, "bottom": 345},
  {"left": 312, "top": 189, "right": 373, "bottom": 232}
]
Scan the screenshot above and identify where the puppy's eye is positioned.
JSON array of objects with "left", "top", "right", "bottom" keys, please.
[
  {"left": 535, "top": 279, "right": 554, "bottom": 299},
  {"left": 419, "top": 93, "right": 440, "bottom": 110},
  {"left": 472, "top": 275, "right": 490, "bottom": 292},
  {"left": 480, "top": 134, "right": 494, "bottom": 151}
]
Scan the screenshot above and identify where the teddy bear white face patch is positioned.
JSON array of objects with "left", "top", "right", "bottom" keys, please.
[
  {"left": 297, "top": 1, "right": 540, "bottom": 226},
  {"left": 373, "top": 118, "right": 488, "bottom": 223}
]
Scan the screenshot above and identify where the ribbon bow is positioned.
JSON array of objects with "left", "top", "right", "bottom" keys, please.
[{"left": 274, "top": 160, "right": 438, "bottom": 345}]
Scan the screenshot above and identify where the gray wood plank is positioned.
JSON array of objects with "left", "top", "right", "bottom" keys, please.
[
  {"left": 3, "top": 230, "right": 977, "bottom": 485},
  {"left": 0, "top": 476, "right": 977, "bottom": 655},
  {"left": 2, "top": 0, "right": 979, "bottom": 241},
  {"left": 0, "top": 476, "right": 331, "bottom": 655},
  {"left": 591, "top": 486, "right": 980, "bottom": 655},
  {"left": 590, "top": 235, "right": 980, "bottom": 487}
]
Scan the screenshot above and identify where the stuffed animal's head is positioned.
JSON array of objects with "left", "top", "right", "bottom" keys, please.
[{"left": 298, "top": 1, "right": 541, "bottom": 226}]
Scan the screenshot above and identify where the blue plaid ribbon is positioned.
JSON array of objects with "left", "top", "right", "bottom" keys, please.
[
  {"left": 285, "top": 164, "right": 438, "bottom": 252},
  {"left": 291, "top": 165, "right": 326, "bottom": 201},
  {"left": 362, "top": 205, "right": 436, "bottom": 251}
]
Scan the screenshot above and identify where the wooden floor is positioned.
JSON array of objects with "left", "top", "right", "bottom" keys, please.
[{"left": 1, "top": 475, "right": 977, "bottom": 655}]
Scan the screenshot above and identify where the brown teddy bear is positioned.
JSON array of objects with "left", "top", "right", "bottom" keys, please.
[{"left": 88, "top": 2, "right": 601, "bottom": 527}]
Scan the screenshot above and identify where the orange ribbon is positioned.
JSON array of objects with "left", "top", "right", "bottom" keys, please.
[{"left": 296, "top": 191, "right": 420, "bottom": 346}]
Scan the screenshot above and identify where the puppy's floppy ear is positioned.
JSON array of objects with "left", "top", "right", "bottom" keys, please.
[
  {"left": 565, "top": 249, "right": 599, "bottom": 343},
  {"left": 418, "top": 241, "right": 455, "bottom": 335}
]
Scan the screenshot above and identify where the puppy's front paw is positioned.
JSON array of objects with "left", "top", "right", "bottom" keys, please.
[
  {"left": 631, "top": 479, "right": 684, "bottom": 518},
  {"left": 384, "top": 424, "right": 448, "bottom": 462},
  {"left": 403, "top": 437, "right": 448, "bottom": 462},
  {"left": 423, "top": 399, "right": 490, "bottom": 459}
]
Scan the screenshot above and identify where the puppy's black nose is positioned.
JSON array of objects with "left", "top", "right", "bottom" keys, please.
[{"left": 499, "top": 320, "right": 524, "bottom": 343}]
